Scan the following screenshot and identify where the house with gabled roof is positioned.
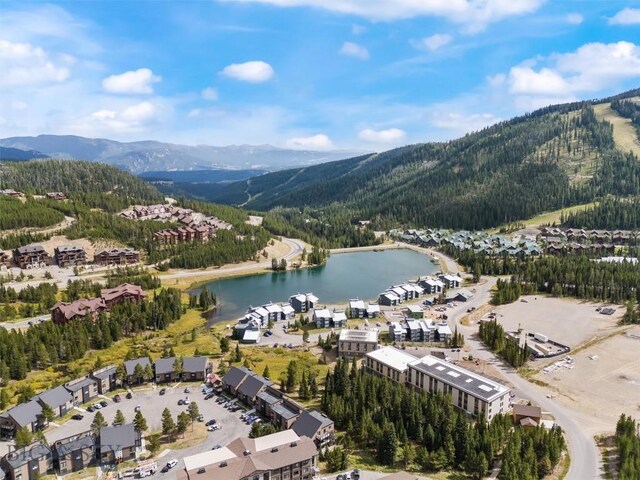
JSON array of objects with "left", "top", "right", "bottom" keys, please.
[
  {"left": 0, "top": 400, "right": 44, "bottom": 439},
  {"left": 291, "top": 410, "right": 335, "bottom": 448},
  {"left": 65, "top": 376, "right": 98, "bottom": 405},
  {"left": 1, "top": 443, "right": 52, "bottom": 480},
  {"left": 36, "top": 385, "right": 74, "bottom": 417},
  {"left": 237, "top": 375, "right": 273, "bottom": 406},
  {"left": 52, "top": 431, "right": 95, "bottom": 475},
  {"left": 222, "top": 366, "right": 254, "bottom": 395},
  {"left": 123, "top": 357, "right": 152, "bottom": 384},
  {"left": 98, "top": 423, "right": 141, "bottom": 464}
]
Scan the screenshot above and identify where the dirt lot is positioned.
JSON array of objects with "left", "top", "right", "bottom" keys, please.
[
  {"left": 534, "top": 326, "right": 640, "bottom": 430},
  {"left": 493, "top": 295, "right": 623, "bottom": 348}
]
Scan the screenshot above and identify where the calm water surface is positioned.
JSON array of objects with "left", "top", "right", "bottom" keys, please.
[{"left": 196, "top": 248, "right": 439, "bottom": 324}]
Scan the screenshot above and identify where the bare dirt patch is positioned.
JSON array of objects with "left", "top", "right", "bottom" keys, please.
[
  {"left": 534, "top": 327, "right": 640, "bottom": 429},
  {"left": 493, "top": 295, "right": 623, "bottom": 348},
  {"left": 594, "top": 102, "right": 640, "bottom": 157}
]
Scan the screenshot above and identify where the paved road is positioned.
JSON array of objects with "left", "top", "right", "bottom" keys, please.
[
  {"left": 0, "top": 314, "right": 49, "bottom": 331},
  {"left": 447, "top": 277, "right": 600, "bottom": 480}
]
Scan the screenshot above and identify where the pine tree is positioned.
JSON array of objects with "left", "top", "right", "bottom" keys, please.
[
  {"left": 262, "top": 365, "right": 271, "bottom": 379},
  {"left": 133, "top": 410, "right": 148, "bottom": 431},
  {"left": 113, "top": 409, "right": 126, "bottom": 426},
  {"left": 161, "top": 408, "right": 175, "bottom": 437},
  {"left": 91, "top": 411, "right": 107, "bottom": 432},
  {"left": 377, "top": 423, "right": 398, "bottom": 466}
]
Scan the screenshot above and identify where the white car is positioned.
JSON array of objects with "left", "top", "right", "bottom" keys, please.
[
  {"left": 207, "top": 424, "right": 221, "bottom": 431},
  {"left": 93, "top": 403, "right": 102, "bottom": 410},
  {"left": 184, "top": 398, "right": 191, "bottom": 405}
]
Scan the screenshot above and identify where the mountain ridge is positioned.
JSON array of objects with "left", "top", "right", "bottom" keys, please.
[
  {"left": 206, "top": 88, "right": 640, "bottom": 229},
  {"left": 0, "top": 134, "right": 363, "bottom": 173}
]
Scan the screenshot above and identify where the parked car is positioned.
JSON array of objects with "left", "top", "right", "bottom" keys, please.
[
  {"left": 184, "top": 387, "right": 191, "bottom": 393},
  {"left": 211, "top": 445, "right": 222, "bottom": 450},
  {"left": 87, "top": 406, "right": 95, "bottom": 413},
  {"left": 100, "top": 400, "right": 108, "bottom": 407},
  {"left": 161, "top": 459, "right": 177, "bottom": 473},
  {"left": 113, "top": 394, "right": 121, "bottom": 403},
  {"left": 126, "top": 392, "right": 133, "bottom": 399},
  {"left": 184, "top": 398, "right": 191, "bottom": 405},
  {"left": 207, "top": 424, "right": 221, "bottom": 431},
  {"left": 205, "top": 419, "right": 217, "bottom": 426},
  {"left": 352, "top": 469, "right": 360, "bottom": 479},
  {"left": 204, "top": 393, "right": 215, "bottom": 400},
  {"left": 178, "top": 399, "right": 184, "bottom": 406},
  {"left": 159, "top": 388, "right": 166, "bottom": 395},
  {"left": 197, "top": 414, "right": 204, "bottom": 422},
  {"left": 92, "top": 403, "right": 102, "bottom": 410},
  {"left": 134, "top": 405, "right": 141, "bottom": 412},
  {"left": 71, "top": 414, "right": 84, "bottom": 420}
]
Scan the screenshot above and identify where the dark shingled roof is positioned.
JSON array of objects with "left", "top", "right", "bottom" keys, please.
[
  {"left": 222, "top": 366, "right": 253, "bottom": 390},
  {"left": 154, "top": 357, "right": 177, "bottom": 376},
  {"left": 123, "top": 357, "right": 151, "bottom": 376},
  {"left": 54, "top": 433, "right": 95, "bottom": 457},
  {"left": 99, "top": 423, "right": 138, "bottom": 452},
  {"left": 0, "top": 400, "right": 42, "bottom": 428},
  {"left": 237, "top": 375, "right": 272, "bottom": 400},
  {"left": 65, "top": 377, "right": 97, "bottom": 392},
  {"left": 37, "top": 385, "right": 73, "bottom": 409},
  {"left": 291, "top": 410, "right": 333, "bottom": 439},
  {"left": 4, "top": 443, "right": 51, "bottom": 469},
  {"left": 183, "top": 356, "right": 208, "bottom": 373},
  {"left": 92, "top": 365, "right": 116, "bottom": 380}
]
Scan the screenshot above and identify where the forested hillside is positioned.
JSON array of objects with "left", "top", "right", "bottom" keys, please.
[
  {"left": 0, "top": 159, "right": 163, "bottom": 203},
  {"left": 208, "top": 89, "right": 640, "bottom": 230}
]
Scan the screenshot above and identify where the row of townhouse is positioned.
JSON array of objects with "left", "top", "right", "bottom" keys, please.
[
  {"left": 347, "top": 299, "right": 381, "bottom": 319},
  {"left": 50, "top": 283, "right": 147, "bottom": 324},
  {"left": 363, "top": 346, "right": 511, "bottom": 421},
  {"left": 120, "top": 205, "right": 232, "bottom": 232},
  {"left": 288, "top": 293, "right": 319, "bottom": 313},
  {"left": 0, "top": 366, "right": 117, "bottom": 440},
  {"left": 10, "top": 245, "right": 140, "bottom": 270},
  {"left": 122, "top": 356, "right": 211, "bottom": 384},
  {"left": 378, "top": 282, "right": 425, "bottom": 306},
  {"left": 222, "top": 367, "right": 335, "bottom": 448},
  {"left": 0, "top": 356, "right": 210, "bottom": 441},
  {"left": 388, "top": 319, "right": 452, "bottom": 343},
  {"left": 312, "top": 308, "right": 347, "bottom": 329},
  {"left": 0, "top": 423, "right": 142, "bottom": 480},
  {"left": 153, "top": 226, "right": 211, "bottom": 244},
  {"left": 541, "top": 227, "right": 638, "bottom": 245},
  {"left": 179, "top": 429, "right": 318, "bottom": 480},
  {"left": 234, "top": 302, "right": 297, "bottom": 342}
]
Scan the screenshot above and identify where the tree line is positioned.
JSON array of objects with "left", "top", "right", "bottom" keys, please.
[
  {"left": 614, "top": 413, "right": 640, "bottom": 480},
  {"left": 0, "top": 288, "right": 182, "bottom": 384},
  {"left": 478, "top": 319, "right": 530, "bottom": 368},
  {"left": 0, "top": 196, "right": 65, "bottom": 230}
]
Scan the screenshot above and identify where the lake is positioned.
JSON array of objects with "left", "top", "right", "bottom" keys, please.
[{"left": 196, "top": 248, "right": 439, "bottom": 324}]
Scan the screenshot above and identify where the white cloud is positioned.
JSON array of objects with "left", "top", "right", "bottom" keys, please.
[
  {"left": 223, "top": 0, "right": 543, "bottom": 32},
  {"left": 358, "top": 128, "right": 406, "bottom": 144},
  {"left": 285, "top": 133, "right": 334, "bottom": 150},
  {"left": 502, "top": 42, "right": 640, "bottom": 97},
  {"left": 429, "top": 111, "right": 500, "bottom": 131},
  {"left": 0, "top": 40, "right": 70, "bottom": 87},
  {"left": 90, "top": 101, "right": 159, "bottom": 131},
  {"left": 566, "top": 13, "right": 583, "bottom": 25},
  {"left": 413, "top": 33, "right": 453, "bottom": 51},
  {"left": 102, "top": 68, "right": 161, "bottom": 94},
  {"left": 340, "top": 41, "right": 369, "bottom": 60},
  {"left": 201, "top": 87, "right": 219, "bottom": 101},
  {"left": 351, "top": 24, "right": 366, "bottom": 35},
  {"left": 609, "top": 8, "right": 640, "bottom": 25},
  {"left": 220, "top": 60, "right": 275, "bottom": 83}
]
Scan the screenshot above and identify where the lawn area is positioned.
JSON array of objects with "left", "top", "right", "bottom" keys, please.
[
  {"left": 148, "top": 422, "right": 208, "bottom": 451},
  {"left": 491, "top": 201, "right": 598, "bottom": 233},
  {"left": 2, "top": 304, "right": 222, "bottom": 405}
]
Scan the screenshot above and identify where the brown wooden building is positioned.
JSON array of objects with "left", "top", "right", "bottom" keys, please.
[
  {"left": 13, "top": 245, "right": 50, "bottom": 269},
  {"left": 93, "top": 248, "right": 140, "bottom": 266},
  {"left": 100, "top": 284, "right": 147, "bottom": 309},
  {"left": 51, "top": 298, "right": 107, "bottom": 325},
  {"left": 54, "top": 246, "right": 87, "bottom": 267}
]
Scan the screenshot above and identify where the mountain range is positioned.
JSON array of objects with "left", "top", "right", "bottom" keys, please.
[
  {"left": 0, "top": 135, "right": 362, "bottom": 173},
  {"left": 203, "top": 88, "right": 640, "bottom": 229}
]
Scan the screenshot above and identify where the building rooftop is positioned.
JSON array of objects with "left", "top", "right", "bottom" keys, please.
[
  {"left": 4, "top": 443, "right": 50, "bottom": 469},
  {"left": 99, "top": 423, "right": 138, "bottom": 452},
  {"left": 37, "top": 385, "right": 73, "bottom": 408},
  {"left": 270, "top": 402, "right": 300, "bottom": 420},
  {"left": 291, "top": 410, "right": 333, "bottom": 439},
  {"left": 154, "top": 356, "right": 177, "bottom": 375},
  {"left": 183, "top": 356, "right": 208, "bottom": 373},
  {"left": 222, "top": 366, "right": 254, "bottom": 390},
  {"left": 339, "top": 329, "right": 379, "bottom": 343},
  {"left": 513, "top": 404, "right": 542, "bottom": 419},
  {"left": 237, "top": 375, "right": 273, "bottom": 400},
  {"left": 65, "top": 376, "right": 97, "bottom": 392},
  {"left": 1, "top": 399, "right": 42, "bottom": 428},
  {"left": 101, "top": 283, "right": 147, "bottom": 303},
  {"left": 409, "top": 355, "right": 510, "bottom": 402},
  {"left": 54, "top": 432, "right": 95, "bottom": 457},
  {"left": 366, "top": 346, "right": 418, "bottom": 372},
  {"left": 123, "top": 357, "right": 151, "bottom": 376}
]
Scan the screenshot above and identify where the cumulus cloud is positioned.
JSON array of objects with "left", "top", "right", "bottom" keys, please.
[
  {"left": 358, "top": 128, "right": 406, "bottom": 144},
  {"left": 566, "top": 13, "right": 584, "bottom": 25},
  {"left": 609, "top": 8, "right": 640, "bottom": 25},
  {"left": 501, "top": 42, "right": 640, "bottom": 98},
  {"left": 340, "top": 41, "right": 369, "bottom": 60},
  {"left": 220, "top": 60, "right": 275, "bottom": 83},
  {"left": 201, "top": 87, "right": 219, "bottom": 101},
  {"left": 91, "top": 101, "right": 158, "bottom": 131},
  {"left": 0, "top": 39, "right": 70, "bottom": 87},
  {"left": 223, "top": 0, "right": 543, "bottom": 32},
  {"left": 102, "top": 68, "right": 161, "bottom": 94},
  {"left": 285, "top": 133, "right": 334, "bottom": 150},
  {"left": 429, "top": 111, "right": 500, "bottom": 131},
  {"left": 413, "top": 33, "right": 453, "bottom": 51}
]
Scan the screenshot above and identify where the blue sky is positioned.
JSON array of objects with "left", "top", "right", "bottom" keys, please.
[{"left": 1, "top": 1, "right": 640, "bottom": 152}]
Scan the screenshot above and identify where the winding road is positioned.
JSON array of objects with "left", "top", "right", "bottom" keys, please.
[{"left": 445, "top": 275, "right": 600, "bottom": 480}]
